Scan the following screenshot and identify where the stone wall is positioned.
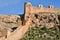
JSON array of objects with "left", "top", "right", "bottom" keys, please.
[
  {"left": 24, "top": 2, "right": 60, "bottom": 28},
  {"left": 24, "top": 2, "right": 60, "bottom": 21},
  {"left": 31, "top": 12, "right": 59, "bottom": 28}
]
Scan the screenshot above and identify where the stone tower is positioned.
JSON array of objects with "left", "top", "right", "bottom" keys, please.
[{"left": 24, "top": 2, "right": 32, "bottom": 21}]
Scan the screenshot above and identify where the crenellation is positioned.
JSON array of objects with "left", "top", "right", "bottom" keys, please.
[
  {"left": 38, "top": 4, "right": 43, "bottom": 8},
  {"left": 24, "top": 2, "right": 60, "bottom": 21},
  {"left": 48, "top": 5, "right": 54, "bottom": 8}
]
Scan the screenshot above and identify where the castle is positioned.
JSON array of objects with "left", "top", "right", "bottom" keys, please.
[
  {"left": 0, "top": 2, "right": 60, "bottom": 40},
  {"left": 24, "top": 2, "right": 60, "bottom": 28},
  {"left": 24, "top": 2, "right": 60, "bottom": 20}
]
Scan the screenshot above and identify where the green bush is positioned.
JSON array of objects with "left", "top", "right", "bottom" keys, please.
[{"left": 21, "top": 26, "right": 60, "bottom": 40}]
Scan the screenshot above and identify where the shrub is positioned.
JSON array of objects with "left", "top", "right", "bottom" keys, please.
[{"left": 21, "top": 26, "right": 60, "bottom": 40}]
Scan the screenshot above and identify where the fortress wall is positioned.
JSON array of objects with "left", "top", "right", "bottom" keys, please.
[
  {"left": 24, "top": 2, "right": 60, "bottom": 21},
  {"left": 29, "top": 7, "right": 59, "bottom": 13}
]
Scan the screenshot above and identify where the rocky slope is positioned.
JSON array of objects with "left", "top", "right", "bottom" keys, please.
[{"left": 0, "top": 15, "right": 21, "bottom": 37}]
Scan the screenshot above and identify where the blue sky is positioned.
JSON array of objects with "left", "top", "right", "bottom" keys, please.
[{"left": 0, "top": 0, "right": 60, "bottom": 14}]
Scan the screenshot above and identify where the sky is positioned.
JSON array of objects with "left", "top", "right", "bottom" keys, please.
[{"left": 0, "top": 0, "right": 60, "bottom": 14}]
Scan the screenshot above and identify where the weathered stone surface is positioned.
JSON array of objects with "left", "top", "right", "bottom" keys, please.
[
  {"left": 31, "top": 12, "right": 59, "bottom": 28},
  {"left": 0, "top": 15, "right": 22, "bottom": 37}
]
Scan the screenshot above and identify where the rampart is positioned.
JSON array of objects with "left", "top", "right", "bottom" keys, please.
[{"left": 24, "top": 2, "right": 60, "bottom": 21}]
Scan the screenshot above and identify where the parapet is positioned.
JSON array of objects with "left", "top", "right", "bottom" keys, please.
[{"left": 24, "top": 2, "right": 60, "bottom": 13}]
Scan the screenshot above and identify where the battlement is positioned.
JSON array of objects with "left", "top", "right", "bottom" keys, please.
[
  {"left": 25, "top": 2, "right": 54, "bottom": 8},
  {"left": 25, "top": 2, "right": 60, "bottom": 13},
  {"left": 24, "top": 2, "right": 60, "bottom": 20}
]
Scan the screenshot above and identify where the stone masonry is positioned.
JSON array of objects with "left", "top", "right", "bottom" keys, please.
[{"left": 24, "top": 2, "right": 60, "bottom": 28}]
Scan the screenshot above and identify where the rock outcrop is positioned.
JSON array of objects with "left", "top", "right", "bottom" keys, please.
[{"left": 0, "top": 15, "right": 22, "bottom": 37}]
